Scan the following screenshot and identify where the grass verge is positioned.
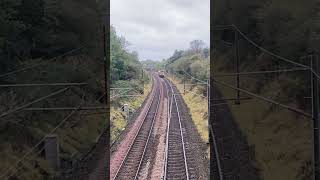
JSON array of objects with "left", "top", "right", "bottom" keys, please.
[{"left": 110, "top": 79, "right": 152, "bottom": 143}]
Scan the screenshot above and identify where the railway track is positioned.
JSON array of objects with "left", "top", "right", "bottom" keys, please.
[
  {"left": 111, "top": 74, "right": 206, "bottom": 180},
  {"left": 112, "top": 75, "right": 162, "bottom": 180},
  {"left": 163, "top": 78, "right": 191, "bottom": 180}
]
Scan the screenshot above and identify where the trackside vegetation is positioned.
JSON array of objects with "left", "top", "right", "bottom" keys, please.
[
  {"left": 0, "top": 0, "right": 107, "bottom": 179},
  {"left": 110, "top": 26, "right": 151, "bottom": 144},
  {"left": 213, "top": 0, "right": 316, "bottom": 179},
  {"left": 164, "top": 40, "right": 210, "bottom": 144}
]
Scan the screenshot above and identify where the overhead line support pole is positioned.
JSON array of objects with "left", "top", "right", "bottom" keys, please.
[
  {"left": 142, "top": 69, "right": 144, "bottom": 94},
  {"left": 312, "top": 52, "right": 320, "bottom": 180},
  {"left": 102, "top": 11, "right": 110, "bottom": 180},
  {"left": 210, "top": 73, "right": 214, "bottom": 179},
  {"left": 207, "top": 79, "right": 210, "bottom": 105},
  {"left": 103, "top": 24, "right": 108, "bottom": 109},
  {"left": 183, "top": 71, "right": 186, "bottom": 95},
  {"left": 235, "top": 29, "right": 240, "bottom": 105}
]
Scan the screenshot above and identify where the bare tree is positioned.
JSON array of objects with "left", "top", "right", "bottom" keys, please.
[{"left": 190, "top": 40, "right": 205, "bottom": 53}]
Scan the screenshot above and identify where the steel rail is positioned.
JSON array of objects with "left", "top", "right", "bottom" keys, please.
[
  {"left": 164, "top": 78, "right": 190, "bottom": 180},
  {"left": 162, "top": 79, "right": 173, "bottom": 179},
  {"left": 112, "top": 76, "right": 158, "bottom": 180},
  {"left": 163, "top": 78, "right": 172, "bottom": 180},
  {"left": 172, "top": 85, "right": 189, "bottom": 180},
  {"left": 208, "top": 121, "right": 224, "bottom": 180}
]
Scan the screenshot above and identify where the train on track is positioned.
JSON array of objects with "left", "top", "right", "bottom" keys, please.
[{"left": 158, "top": 70, "right": 165, "bottom": 78}]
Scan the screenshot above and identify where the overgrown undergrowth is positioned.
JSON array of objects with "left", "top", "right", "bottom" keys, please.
[
  {"left": 0, "top": 55, "right": 107, "bottom": 179},
  {"left": 110, "top": 78, "right": 152, "bottom": 144}
]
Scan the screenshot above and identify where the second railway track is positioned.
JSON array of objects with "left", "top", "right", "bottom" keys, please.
[{"left": 163, "top": 78, "right": 197, "bottom": 180}]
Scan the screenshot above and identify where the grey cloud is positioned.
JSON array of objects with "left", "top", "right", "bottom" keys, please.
[{"left": 111, "top": 0, "right": 209, "bottom": 60}]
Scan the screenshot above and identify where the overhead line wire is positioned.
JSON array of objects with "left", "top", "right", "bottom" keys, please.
[
  {"left": 0, "top": 87, "right": 70, "bottom": 120},
  {"left": 0, "top": 83, "right": 87, "bottom": 88},
  {"left": 214, "top": 68, "right": 309, "bottom": 77},
  {"left": 214, "top": 25, "right": 320, "bottom": 85},
  {"left": 212, "top": 79, "right": 312, "bottom": 118},
  {"left": 0, "top": 46, "right": 86, "bottom": 79},
  {"left": 231, "top": 24, "right": 309, "bottom": 69},
  {"left": 182, "top": 70, "right": 208, "bottom": 84},
  {"left": 230, "top": 25, "right": 320, "bottom": 86}
]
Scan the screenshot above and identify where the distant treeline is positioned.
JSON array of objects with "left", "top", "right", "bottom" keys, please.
[
  {"left": 110, "top": 25, "right": 146, "bottom": 93},
  {"left": 165, "top": 40, "right": 210, "bottom": 82}
]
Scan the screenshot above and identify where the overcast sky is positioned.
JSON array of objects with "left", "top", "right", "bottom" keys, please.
[{"left": 110, "top": 0, "right": 210, "bottom": 61}]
